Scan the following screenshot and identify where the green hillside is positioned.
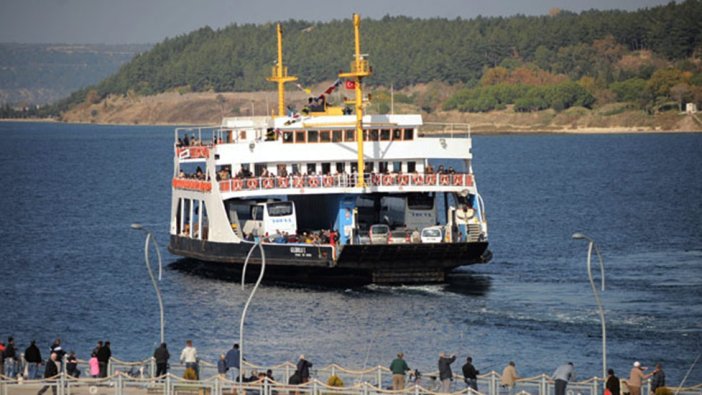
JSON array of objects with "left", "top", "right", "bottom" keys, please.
[{"left": 27, "top": 0, "right": 702, "bottom": 118}]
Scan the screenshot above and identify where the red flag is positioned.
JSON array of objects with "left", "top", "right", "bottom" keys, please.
[{"left": 345, "top": 80, "right": 356, "bottom": 90}]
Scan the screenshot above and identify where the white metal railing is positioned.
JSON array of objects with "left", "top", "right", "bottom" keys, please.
[
  {"left": 3, "top": 361, "right": 700, "bottom": 395},
  {"left": 2, "top": 370, "right": 701, "bottom": 395},
  {"left": 421, "top": 122, "right": 471, "bottom": 139}
]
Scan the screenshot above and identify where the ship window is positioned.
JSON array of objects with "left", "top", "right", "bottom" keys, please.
[
  {"left": 392, "top": 129, "right": 402, "bottom": 140},
  {"left": 320, "top": 130, "right": 331, "bottom": 142},
  {"left": 295, "top": 130, "right": 306, "bottom": 143},
  {"left": 363, "top": 130, "right": 369, "bottom": 141},
  {"left": 369, "top": 129, "right": 379, "bottom": 141},
  {"left": 291, "top": 164, "right": 300, "bottom": 175},
  {"left": 308, "top": 130, "right": 319, "bottom": 143},
  {"left": 344, "top": 130, "right": 355, "bottom": 141},
  {"left": 350, "top": 162, "right": 358, "bottom": 173},
  {"left": 254, "top": 164, "right": 267, "bottom": 176},
  {"left": 239, "top": 131, "right": 247, "bottom": 140},
  {"left": 392, "top": 161, "right": 402, "bottom": 173},
  {"left": 335, "top": 162, "right": 344, "bottom": 173},
  {"left": 403, "top": 128, "right": 413, "bottom": 140},
  {"left": 378, "top": 162, "right": 388, "bottom": 173},
  {"left": 321, "top": 162, "right": 331, "bottom": 175},
  {"left": 332, "top": 130, "right": 342, "bottom": 142},
  {"left": 283, "top": 131, "right": 294, "bottom": 143},
  {"left": 366, "top": 162, "right": 375, "bottom": 172},
  {"left": 307, "top": 163, "right": 317, "bottom": 174},
  {"left": 407, "top": 161, "right": 416, "bottom": 173},
  {"left": 380, "top": 129, "right": 391, "bottom": 141}
]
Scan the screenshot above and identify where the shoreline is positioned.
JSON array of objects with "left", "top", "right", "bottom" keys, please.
[{"left": 2, "top": 117, "right": 700, "bottom": 135}]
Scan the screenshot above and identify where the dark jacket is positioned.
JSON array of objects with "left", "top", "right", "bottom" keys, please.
[
  {"left": 153, "top": 345, "right": 170, "bottom": 364},
  {"left": 296, "top": 359, "right": 312, "bottom": 380},
  {"left": 44, "top": 359, "right": 59, "bottom": 378},
  {"left": 606, "top": 375, "right": 621, "bottom": 395},
  {"left": 462, "top": 361, "right": 479, "bottom": 380},
  {"left": 225, "top": 348, "right": 240, "bottom": 370},
  {"left": 439, "top": 356, "right": 456, "bottom": 380},
  {"left": 24, "top": 344, "right": 42, "bottom": 363},
  {"left": 651, "top": 371, "right": 666, "bottom": 393},
  {"left": 97, "top": 345, "right": 111, "bottom": 363},
  {"left": 3, "top": 343, "right": 16, "bottom": 360}
]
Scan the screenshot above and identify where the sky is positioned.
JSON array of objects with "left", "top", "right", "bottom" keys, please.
[{"left": 0, "top": 0, "right": 674, "bottom": 45}]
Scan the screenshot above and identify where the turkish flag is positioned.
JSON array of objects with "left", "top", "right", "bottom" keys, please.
[{"left": 345, "top": 80, "right": 356, "bottom": 90}]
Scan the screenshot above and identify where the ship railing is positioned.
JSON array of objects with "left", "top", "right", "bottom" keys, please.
[
  {"left": 2, "top": 368, "right": 696, "bottom": 395},
  {"left": 421, "top": 122, "right": 471, "bottom": 139},
  {"left": 217, "top": 173, "right": 475, "bottom": 193}
]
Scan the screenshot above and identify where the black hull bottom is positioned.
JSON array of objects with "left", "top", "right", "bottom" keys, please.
[{"left": 168, "top": 236, "right": 491, "bottom": 285}]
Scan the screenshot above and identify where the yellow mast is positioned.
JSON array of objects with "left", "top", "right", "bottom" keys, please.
[
  {"left": 339, "top": 13, "right": 372, "bottom": 188},
  {"left": 267, "top": 23, "right": 297, "bottom": 117}
]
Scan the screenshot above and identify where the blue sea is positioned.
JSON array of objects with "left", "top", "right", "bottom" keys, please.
[{"left": 1, "top": 122, "right": 701, "bottom": 384}]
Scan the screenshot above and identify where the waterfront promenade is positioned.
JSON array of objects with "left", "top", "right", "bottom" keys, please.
[{"left": 2, "top": 358, "right": 701, "bottom": 395}]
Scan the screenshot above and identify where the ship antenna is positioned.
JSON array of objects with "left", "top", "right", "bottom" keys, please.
[
  {"left": 339, "top": 13, "right": 372, "bottom": 187},
  {"left": 267, "top": 23, "right": 298, "bottom": 117}
]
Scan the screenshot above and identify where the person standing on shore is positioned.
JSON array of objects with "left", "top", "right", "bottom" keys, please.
[
  {"left": 96, "top": 341, "right": 111, "bottom": 378},
  {"left": 296, "top": 354, "right": 312, "bottom": 383},
  {"left": 462, "top": 356, "right": 480, "bottom": 392},
  {"left": 606, "top": 369, "right": 621, "bottom": 395},
  {"left": 224, "top": 343, "right": 241, "bottom": 383},
  {"left": 389, "top": 352, "right": 411, "bottom": 390},
  {"left": 3, "top": 337, "right": 17, "bottom": 378},
  {"left": 153, "top": 343, "right": 170, "bottom": 378},
  {"left": 501, "top": 361, "right": 519, "bottom": 395},
  {"left": 24, "top": 340, "right": 42, "bottom": 379},
  {"left": 37, "top": 352, "right": 59, "bottom": 395},
  {"left": 180, "top": 340, "right": 198, "bottom": 380},
  {"left": 628, "top": 362, "right": 654, "bottom": 395},
  {"left": 438, "top": 352, "right": 457, "bottom": 393},
  {"left": 650, "top": 363, "right": 665, "bottom": 395},
  {"left": 552, "top": 362, "right": 575, "bottom": 395}
]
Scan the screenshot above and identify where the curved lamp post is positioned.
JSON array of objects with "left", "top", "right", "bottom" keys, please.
[
  {"left": 572, "top": 232, "right": 606, "bottom": 381},
  {"left": 131, "top": 223, "right": 165, "bottom": 344},
  {"left": 239, "top": 240, "right": 266, "bottom": 390}
]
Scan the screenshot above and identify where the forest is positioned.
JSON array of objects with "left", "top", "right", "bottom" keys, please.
[{"left": 7, "top": 0, "right": 702, "bottom": 118}]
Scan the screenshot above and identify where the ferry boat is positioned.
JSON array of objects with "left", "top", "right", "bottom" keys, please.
[{"left": 167, "top": 15, "right": 492, "bottom": 284}]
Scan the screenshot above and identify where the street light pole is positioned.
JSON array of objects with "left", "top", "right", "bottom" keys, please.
[
  {"left": 131, "top": 223, "right": 165, "bottom": 345},
  {"left": 239, "top": 240, "right": 266, "bottom": 391},
  {"left": 572, "top": 232, "right": 606, "bottom": 381}
]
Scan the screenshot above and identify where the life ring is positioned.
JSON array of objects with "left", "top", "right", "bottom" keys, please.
[
  {"left": 398, "top": 174, "right": 409, "bottom": 186},
  {"left": 323, "top": 176, "right": 334, "bottom": 187},
  {"left": 293, "top": 176, "right": 303, "bottom": 188},
  {"left": 220, "top": 181, "right": 231, "bottom": 192},
  {"left": 246, "top": 178, "right": 259, "bottom": 190},
  {"left": 383, "top": 175, "right": 393, "bottom": 186},
  {"left": 412, "top": 174, "right": 424, "bottom": 185},
  {"left": 465, "top": 174, "right": 473, "bottom": 186},
  {"left": 308, "top": 176, "right": 320, "bottom": 188},
  {"left": 425, "top": 174, "right": 437, "bottom": 185},
  {"left": 371, "top": 174, "right": 381, "bottom": 186},
  {"left": 440, "top": 174, "right": 450, "bottom": 186},
  {"left": 278, "top": 177, "right": 290, "bottom": 188},
  {"left": 262, "top": 178, "right": 274, "bottom": 189},
  {"left": 452, "top": 174, "right": 464, "bottom": 186},
  {"left": 232, "top": 179, "right": 243, "bottom": 191}
]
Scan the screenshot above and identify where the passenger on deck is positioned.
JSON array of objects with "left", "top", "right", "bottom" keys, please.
[
  {"left": 448, "top": 167, "right": 456, "bottom": 174},
  {"left": 195, "top": 166, "right": 205, "bottom": 180},
  {"left": 437, "top": 165, "right": 446, "bottom": 174},
  {"left": 425, "top": 164, "right": 434, "bottom": 174},
  {"left": 183, "top": 134, "right": 190, "bottom": 147},
  {"left": 279, "top": 167, "right": 288, "bottom": 177}
]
